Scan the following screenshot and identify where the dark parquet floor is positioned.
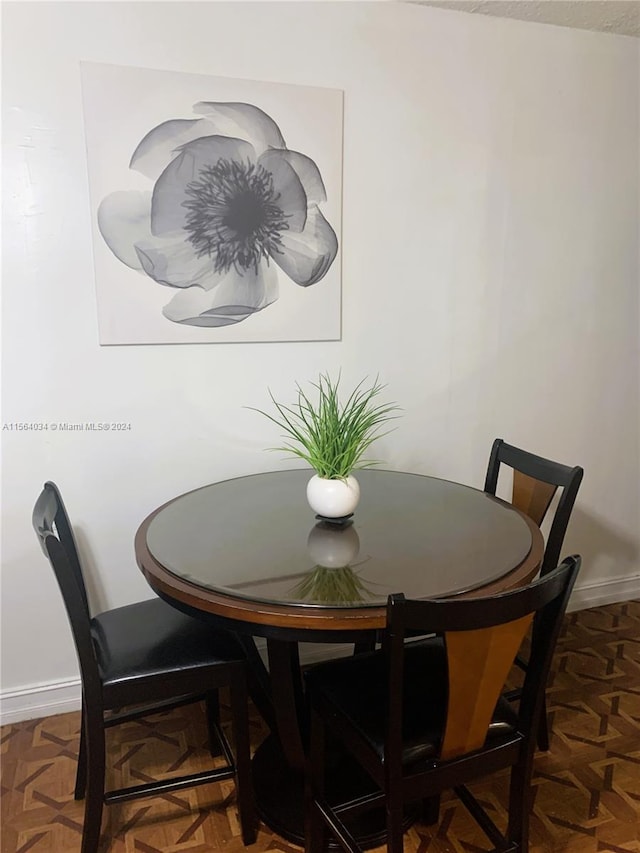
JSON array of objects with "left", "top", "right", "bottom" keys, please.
[{"left": 2, "top": 600, "right": 639, "bottom": 852}]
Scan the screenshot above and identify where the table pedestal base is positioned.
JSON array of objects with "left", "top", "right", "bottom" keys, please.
[{"left": 252, "top": 735, "right": 419, "bottom": 849}]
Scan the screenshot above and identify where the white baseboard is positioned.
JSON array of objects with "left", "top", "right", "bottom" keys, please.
[
  {"left": 0, "top": 677, "right": 81, "bottom": 725},
  {"left": 2, "top": 576, "right": 637, "bottom": 726},
  {"left": 566, "top": 574, "right": 640, "bottom": 612}
]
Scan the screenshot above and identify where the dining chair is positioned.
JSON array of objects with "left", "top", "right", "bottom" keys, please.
[
  {"left": 484, "top": 438, "right": 584, "bottom": 749},
  {"left": 33, "top": 481, "right": 258, "bottom": 853},
  {"left": 484, "top": 438, "right": 583, "bottom": 576},
  {"left": 304, "top": 556, "right": 580, "bottom": 853}
]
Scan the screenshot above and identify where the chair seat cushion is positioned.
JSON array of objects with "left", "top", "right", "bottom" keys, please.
[
  {"left": 91, "top": 597, "right": 245, "bottom": 691},
  {"left": 304, "top": 638, "right": 518, "bottom": 766}
]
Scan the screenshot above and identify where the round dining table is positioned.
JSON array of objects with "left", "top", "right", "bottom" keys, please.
[{"left": 135, "top": 468, "right": 544, "bottom": 848}]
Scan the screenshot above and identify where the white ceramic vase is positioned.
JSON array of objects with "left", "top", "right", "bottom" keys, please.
[{"left": 306, "top": 474, "right": 360, "bottom": 518}]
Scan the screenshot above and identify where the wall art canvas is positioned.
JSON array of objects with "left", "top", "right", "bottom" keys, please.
[{"left": 80, "top": 62, "right": 343, "bottom": 344}]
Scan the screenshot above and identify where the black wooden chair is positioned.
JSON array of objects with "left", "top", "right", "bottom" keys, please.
[
  {"left": 484, "top": 438, "right": 583, "bottom": 748},
  {"left": 304, "top": 556, "right": 580, "bottom": 853},
  {"left": 33, "top": 481, "right": 258, "bottom": 853},
  {"left": 484, "top": 439, "right": 583, "bottom": 577}
]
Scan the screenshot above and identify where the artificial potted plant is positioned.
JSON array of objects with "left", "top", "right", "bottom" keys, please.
[{"left": 253, "top": 373, "right": 399, "bottom": 518}]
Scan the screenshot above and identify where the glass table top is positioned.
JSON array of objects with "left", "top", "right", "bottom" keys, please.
[{"left": 146, "top": 469, "right": 533, "bottom": 609}]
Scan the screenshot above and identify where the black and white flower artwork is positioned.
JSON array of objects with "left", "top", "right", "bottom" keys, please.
[{"left": 81, "top": 64, "right": 342, "bottom": 344}]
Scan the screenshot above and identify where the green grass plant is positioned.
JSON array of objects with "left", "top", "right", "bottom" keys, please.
[{"left": 251, "top": 373, "right": 400, "bottom": 479}]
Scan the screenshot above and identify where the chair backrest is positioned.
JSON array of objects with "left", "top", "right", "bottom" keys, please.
[
  {"left": 384, "top": 556, "right": 580, "bottom": 763},
  {"left": 484, "top": 438, "right": 583, "bottom": 575},
  {"left": 32, "top": 482, "right": 101, "bottom": 694}
]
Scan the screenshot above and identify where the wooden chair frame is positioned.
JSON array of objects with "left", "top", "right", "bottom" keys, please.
[
  {"left": 305, "top": 557, "right": 580, "bottom": 853},
  {"left": 484, "top": 438, "right": 583, "bottom": 576},
  {"left": 484, "top": 439, "right": 583, "bottom": 749},
  {"left": 33, "top": 482, "right": 257, "bottom": 853}
]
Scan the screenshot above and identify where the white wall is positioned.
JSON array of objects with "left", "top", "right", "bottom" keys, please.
[{"left": 2, "top": 1, "right": 638, "bottom": 722}]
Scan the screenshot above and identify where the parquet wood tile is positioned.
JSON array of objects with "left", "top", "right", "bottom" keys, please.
[{"left": 2, "top": 600, "right": 639, "bottom": 852}]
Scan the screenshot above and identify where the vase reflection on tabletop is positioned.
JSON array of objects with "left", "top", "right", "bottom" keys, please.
[
  {"left": 291, "top": 523, "right": 375, "bottom": 605},
  {"left": 307, "top": 522, "right": 360, "bottom": 567}
]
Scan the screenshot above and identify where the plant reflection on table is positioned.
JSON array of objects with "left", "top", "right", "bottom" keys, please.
[
  {"left": 291, "top": 522, "right": 377, "bottom": 605},
  {"left": 291, "top": 564, "right": 376, "bottom": 604}
]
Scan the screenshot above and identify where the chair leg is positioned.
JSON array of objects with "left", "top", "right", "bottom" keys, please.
[
  {"left": 536, "top": 696, "right": 550, "bottom": 752},
  {"left": 305, "top": 708, "right": 327, "bottom": 853},
  {"left": 386, "top": 792, "right": 404, "bottom": 853},
  {"left": 229, "top": 674, "right": 257, "bottom": 846},
  {"left": 81, "top": 710, "right": 105, "bottom": 853},
  {"left": 205, "top": 689, "right": 223, "bottom": 757},
  {"left": 74, "top": 697, "right": 87, "bottom": 800},
  {"left": 353, "top": 630, "right": 381, "bottom": 656},
  {"left": 421, "top": 794, "right": 441, "bottom": 825},
  {"left": 506, "top": 752, "right": 534, "bottom": 853}
]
